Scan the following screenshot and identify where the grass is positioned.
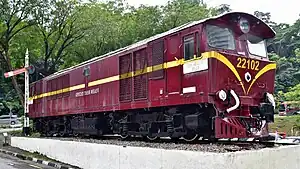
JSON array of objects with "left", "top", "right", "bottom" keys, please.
[
  {"left": 7, "top": 129, "right": 40, "bottom": 138},
  {"left": 269, "top": 115, "right": 300, "bottom": 136},
  {"left": 23, "top": 150, "right": 57, "bottom": 162}
]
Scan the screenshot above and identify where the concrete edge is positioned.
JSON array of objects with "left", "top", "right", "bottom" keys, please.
[{"left": 0, "top": 149, "right": 77, "bottom": 169}]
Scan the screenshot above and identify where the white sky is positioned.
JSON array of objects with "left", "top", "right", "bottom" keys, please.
[{"left": 127, "top": 0, "right": 300, "bottom": 24}]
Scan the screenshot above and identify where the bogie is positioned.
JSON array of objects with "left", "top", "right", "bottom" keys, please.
[{"left": 33, "top": 103, "right": 216, "bottom": 142}]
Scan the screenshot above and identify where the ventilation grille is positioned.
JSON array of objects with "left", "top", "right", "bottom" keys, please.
[
  {"left": 119, "top": 54, "right": 132, "bottom": 102},
  {"left": 133, "top": 49, "right": 147, "bottom": 100},
  {"left": 151, "top": 40, "right": 164, "bottom": 79}
]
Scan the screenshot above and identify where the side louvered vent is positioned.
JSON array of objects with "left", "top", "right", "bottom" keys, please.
[
  {"left": 133, "top": 49, "right": 148, "bottom": 100},
  {"left": 151, "top": 40, "right": 164, "bottom": 79},
  {"left": 119, "top": 54, "right": 132, "bottom": 102}
]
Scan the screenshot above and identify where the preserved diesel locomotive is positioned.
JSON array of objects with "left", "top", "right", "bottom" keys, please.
[{"left": 29, "top": 12, "right": 277, "bottom": 142}]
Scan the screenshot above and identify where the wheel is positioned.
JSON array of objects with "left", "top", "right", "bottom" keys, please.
[
  {"left": 10, "top": 121, "right": 15, "bottom": 125},
  {"left": 73, "top": 132, "right": 79, "bottom": 137},
  {"left": 146, "top": 135, "right": 158, "bottom": 141},
  {"left": 146, "top": 127, "right": 160, "bottom": 141},
  {"left": 182, "top": 131, "right": 200, "bottom": 142},
  {"left": 120, "top": 134, "right": 130, "bottom": 140},
  {"left": 58, "top": 131, "right": 65, "bottom": 137}
]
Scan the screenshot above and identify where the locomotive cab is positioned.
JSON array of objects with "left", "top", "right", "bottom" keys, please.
[{"left": 200, "top": 12, "right": 276, "bottom": 138}]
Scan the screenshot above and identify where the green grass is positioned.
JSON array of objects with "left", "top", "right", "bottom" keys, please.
[
  {"left": 269, "top": 115, "right": 300, "bottom": 136},
  {"left": 23, "top": 150, "right": 56, "bottom": 162}
]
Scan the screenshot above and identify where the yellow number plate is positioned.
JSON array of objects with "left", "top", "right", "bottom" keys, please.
[{"left": 237, "top": 57, "right": 260, "bottom": 71}]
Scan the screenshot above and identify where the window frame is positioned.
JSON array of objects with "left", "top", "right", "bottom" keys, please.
[
  {"left": 183, "top": 35, "right": 195, "bottom": 61},
  {"left": 246, "top": 34, "right": 268, "bottom": 58},
  {"left": 205, "top": 23, "right": 236, "bottom": 51},
  {"left": 182, "top": 30, "right": 201, "bottom": 61}
]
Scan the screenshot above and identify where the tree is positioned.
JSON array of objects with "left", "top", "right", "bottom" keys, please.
[
  {"left": 33, "top": 0, "right": 86, "bottom": 76},
  {"left": 62, "top": 0, "right": 216, "bottom": 67},
  {"left": 285, "top": 84, "right": 300, "bottom": 101},
  {"left": 269, "top": 52, "right": 300, "bottom": 93},
  {"left": 160, "top": 0, "right": 214, "bottom": 30},
  {"left": 253, "top": 11, "right": 276, "bottom": 28},
  {"left": 0, "top": 0, "right": 42, "bottom": 105},
  {"left": 215, "top": 4, "right": 231, "bottom": 15}
]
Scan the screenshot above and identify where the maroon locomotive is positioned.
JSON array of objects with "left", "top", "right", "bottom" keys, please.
[{"left": 29, "top": 12, "right": 276, "bottom": 142}]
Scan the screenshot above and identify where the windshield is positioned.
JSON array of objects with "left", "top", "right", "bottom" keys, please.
[
  {"left": 247, "top": 34, "right": 267, "bottom": 57},
  {"left": 206, "top": 24, "right": 235, "bottom": 50}
]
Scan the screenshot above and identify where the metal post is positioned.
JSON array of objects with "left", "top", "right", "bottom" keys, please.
[{"left": 23, "top": 48, "right": 30, "bottom": 135}]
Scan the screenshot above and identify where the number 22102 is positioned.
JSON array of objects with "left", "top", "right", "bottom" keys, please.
[{"left": 237, "top": 58, "right": 259, "bottom": 71}]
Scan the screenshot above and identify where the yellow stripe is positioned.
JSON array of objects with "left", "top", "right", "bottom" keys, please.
[
  {"left": 70, "top": 84, "right": 85, "bottom": 91},
  {"left": 88, "top": 75, "right": 120, "bottom": 87},
  {"left": 247, "top": 63, "right": 276, "bottom": 94},
  {"left": 29, "top": 84, "right": 85, "bottom": 100},
  {"left": 29, "top": 51, "right": 276, "bottom": 100}
]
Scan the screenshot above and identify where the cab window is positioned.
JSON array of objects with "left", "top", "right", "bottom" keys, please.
[
  {"left": 184, "top": 35, "right": 194, "bottom": 60},
  {"left": 206, "top": 24, "right": 235, "bottom": 50},
  {"left": 247, "top": 34, "right": 267, "bottom": 57}
]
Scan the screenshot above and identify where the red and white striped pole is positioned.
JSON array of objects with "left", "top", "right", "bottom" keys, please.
[{"left": 4, "top": 68, "right": 27, "bottom": 78}]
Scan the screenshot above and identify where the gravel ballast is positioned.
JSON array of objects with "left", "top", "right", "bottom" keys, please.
[{"left": 33, "top": 136, "right": 275, "bottom": 153}]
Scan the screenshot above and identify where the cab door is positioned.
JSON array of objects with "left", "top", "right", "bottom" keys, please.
[
  {"left": 181, "top": 29, "right": 206, "bottom": 96},
  {"left": 166, "top": 33, "right": 182, "bottom": 95}
]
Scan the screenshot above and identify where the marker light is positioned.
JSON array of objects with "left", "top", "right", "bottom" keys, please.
[
  {"left": 239, "top": 18, "right": 250, "bottom": 34},
  {"left": 218, "top": 90, "right": 227, "bottom": 101}
]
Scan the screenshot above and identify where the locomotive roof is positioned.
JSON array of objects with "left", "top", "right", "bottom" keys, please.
[{"left": 45, "top": 11, "right": 275, "bottom": 80}]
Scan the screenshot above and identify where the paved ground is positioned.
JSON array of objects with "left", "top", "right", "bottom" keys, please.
[{"left": 0, "top": 152, "right": 54, "bottom": 169}]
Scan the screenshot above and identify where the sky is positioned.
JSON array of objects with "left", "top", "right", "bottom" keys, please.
[{"left": 126, "top": 0, "right": 299, "bottom": 25}]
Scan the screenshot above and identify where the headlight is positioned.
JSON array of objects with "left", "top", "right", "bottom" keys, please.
[
  {"left": 217, "top": 90, "right": 227, "bottom": 101},
  {"left": 239, "top": 18, "right": 250, "bottom": 34}
]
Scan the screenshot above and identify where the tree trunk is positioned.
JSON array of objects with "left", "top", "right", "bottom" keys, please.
[
  {"left": 11, "top": 76, "right": 24, "bottom": 106},
  {"left": 3, "top": 51, "right": 24, "bottom": 106}
]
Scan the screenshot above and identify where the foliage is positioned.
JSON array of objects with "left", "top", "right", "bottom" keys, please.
[
  {"left": 284, "top": 84, "right": 300, "bottom": 101},
  {"left": 270, "top": 115, "right": 300, "bottom": 136},
  {"left": 0, "top": 0, "right": 42, "bottom": 106},
  {"left": 62, "top": 0, "right": 215, "bottom": 68},
  {"left": 33, "top": 0, "right": 85, "bottom": 76}
]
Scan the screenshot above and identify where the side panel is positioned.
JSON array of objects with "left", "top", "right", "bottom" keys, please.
[
  {"left": 36, "top": 81, "right": 43, "bottom": 117},
  {"left": 181, "top": 27, "right": 209, "bottom": 102},
  {"left": 56, "top": 76, "right": 63, "bottom": 115},
  {"left": 94, "top": 56, "right": 119, "bottom": 111},
  {"left": 148, "top": 39, "right": 165, "bottom": 104},
  {"left": 85, "top": 62, "right": 99, "bottom": 110},
  {"left": 70, "top": 68, "right": 85, "bottom": 113},
  {"left": 62, "top": 74, "right": 70, "bottom": 114},
  {"left": 166, "top": 34, "right": 181, "bottom": 95},
  {"left": 29, "top": 84, "right": 35, "bottom": 117}
]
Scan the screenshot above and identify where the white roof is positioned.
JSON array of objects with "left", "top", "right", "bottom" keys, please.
[{"left": 45, "top": 11, "right": 275, "bottom": 80}]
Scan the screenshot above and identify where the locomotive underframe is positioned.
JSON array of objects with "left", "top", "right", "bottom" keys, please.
[{"left": 32, "top": 101, "right": 273, "bottom": 141}]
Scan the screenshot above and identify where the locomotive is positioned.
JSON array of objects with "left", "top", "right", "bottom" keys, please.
[{"left": 29, "top": 12, "right": 276, "bottom": 142}]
